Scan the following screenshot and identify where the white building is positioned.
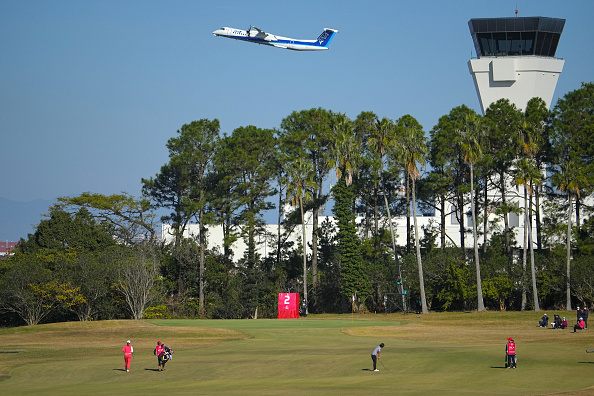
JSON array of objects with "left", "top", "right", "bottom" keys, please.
[{"left": 161, "top": 185, "right": 539, "bottom": 263}]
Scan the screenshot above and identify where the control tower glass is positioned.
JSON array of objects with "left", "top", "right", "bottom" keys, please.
[{"left": 469, "top": 17, "right": 565, "bottom": 58}]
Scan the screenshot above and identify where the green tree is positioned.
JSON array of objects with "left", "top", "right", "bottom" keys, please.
[
  {"left": 218, "top": 125, "right": 277, "bottom": 266},
  {"left": 460, "top": 112, "right": 486, "bottom": 312},
  {"left": 485, "top": 99, "right": 523, "bottom": 254},
  {"left": 515, "top": 157, "right": 543, "bottom": 311},
  {"left": 367, "top": 116, "right": 405, "bottom": 306},
  {"left": 524, "top": 97, "right": 552, "bottom": 250},
  {"left": 0, "top": 253, "right": 85, "bottom": 325},
  {"left": 552, "top": 82, "right": 594, "bottom": 310},
  {"left": 551, "top": 158, "right": 585, "bottom": 311},
  {"left": 56, "top": 192, "right": 157, "bottom": 244},
  {"left": 428, "top": 106, "right": 475, "bottom": 250},
  {"left": 284, "top": 156, "right": 317, "bottom": 315},
  {"left": 19, "top": 207, "right": 116, "bottom": 253},
  {"left": 279, "top": 109, "right": 334, "bottom": 288},
  {"left": 330, "top": 114, "right": 369, "bottom": 307},
  {"left": 143, "top": 119, "right": 219, "bottom": 314},
  {"left": 394, "top": 116, "right": 429, "bottom": 314}
]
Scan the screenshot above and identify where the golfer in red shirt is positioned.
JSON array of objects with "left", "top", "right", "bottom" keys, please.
[{"left": 122, "top": 340, "right": 133, "bottom": 372}]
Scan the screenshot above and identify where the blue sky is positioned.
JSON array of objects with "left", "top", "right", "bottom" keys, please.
[{"left": 1, "top": 1, "right": 592, "bottom": 204}]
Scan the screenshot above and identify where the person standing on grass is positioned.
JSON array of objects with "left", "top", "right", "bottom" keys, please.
[
  {"left": 583, "top": 306, "right": 589, "bottom": 329},
  {"left": 122, "top": 340, "right": 133, "bottom": 372},
  {"left": 505, "top": 338, "right": 516, "bottom": 369},
  {"left": 154, "top": 341, "right": 172, "bottom": 371},
  {"left": 577, "top": 307, "right": 583, "bottom": 324},
  {"left": 154, "top": 341, "right": 165, "bottom": 371},
  {"left": 371, "top": 343, "right": 384, "bottom": 372}
]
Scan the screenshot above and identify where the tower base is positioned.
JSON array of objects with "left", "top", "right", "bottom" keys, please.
[{"left": 468, "top": 56, "right": 564, "bottom": 113}]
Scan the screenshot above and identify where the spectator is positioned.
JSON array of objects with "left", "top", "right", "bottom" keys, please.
[
  {"left": 561, "top": 317, "right": 568, "bottom": 329},
  {"left": 577, "top": 307, "right": 583, "bottom": 323},
  {"left": 583, "top": 306, "right": 589, "bottom": 329},
  {"left": 539, "top": 313, "right": 549, "bottom": 327},
  {"left": 553, "top": 314, "right": 562, "bottom": 329},
  {"left": 574, "top": 317, "right": 585, "bottom": 333}
]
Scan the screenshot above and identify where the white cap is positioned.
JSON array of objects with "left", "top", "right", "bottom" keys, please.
[{"left": 127, "top": 340, "right": 131, "bottom": 343}]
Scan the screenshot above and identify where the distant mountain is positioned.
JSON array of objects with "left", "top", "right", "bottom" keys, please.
[{"left": 0, "top": 197, "right": 55, "bottom": 241}]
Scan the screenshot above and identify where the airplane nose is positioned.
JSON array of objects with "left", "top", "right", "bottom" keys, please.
[{"left": 213, "top": 29, "right": 223, "bottom": 36}]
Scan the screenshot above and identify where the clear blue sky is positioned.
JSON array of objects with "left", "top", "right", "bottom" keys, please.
[{"left": 1, "top": 1, "right": 592, "bottom": 203}]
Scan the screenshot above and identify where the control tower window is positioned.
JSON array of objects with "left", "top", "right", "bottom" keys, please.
[
  {"left": 521, "top": 32, "right": 535, "bottom": 55},
  {"left": 493, "top": 32, "right": 510, "bottom": 56},
  {"left": 479, "top": 35, "right": 496, "bottom": 56},
  {"left": 469, "top": 17, "right": 565, "bottom": 59}
]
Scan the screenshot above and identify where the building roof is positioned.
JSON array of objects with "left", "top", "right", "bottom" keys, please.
[{"left": 469, "top": 17, "right": 565, "bottom": 58}]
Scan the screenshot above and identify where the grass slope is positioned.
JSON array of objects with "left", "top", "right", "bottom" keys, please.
[{"left": 0, "top": 312, "right": 593, "bottom": 395}]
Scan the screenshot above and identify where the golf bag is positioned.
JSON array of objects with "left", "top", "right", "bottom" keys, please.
[
  {"left": 159, "top": 347, "right": 173, "bottom": 367},
  {"left": 505, "top": 353, "right": 517, "bottom": 368}
]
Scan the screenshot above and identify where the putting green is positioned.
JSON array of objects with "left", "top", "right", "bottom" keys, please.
[{"left": 1, "top": 313, "right": 593, "bottom": 395}]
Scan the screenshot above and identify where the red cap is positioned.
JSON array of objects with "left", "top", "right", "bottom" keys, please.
[
  {"left": 507, "top": 337, "right": 513, "bottom": 341},
  {"left": 157, "top": 341, "right": 161, "bottom": 344}
]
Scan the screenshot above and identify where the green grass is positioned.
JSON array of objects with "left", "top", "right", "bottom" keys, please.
[{"left": 1, "top": 312, "right": 593, "bottom": 395}]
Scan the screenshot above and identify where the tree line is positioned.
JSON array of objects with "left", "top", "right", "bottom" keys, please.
[{"left": 1, "top": 82, "right": 593, "bottom": 325}]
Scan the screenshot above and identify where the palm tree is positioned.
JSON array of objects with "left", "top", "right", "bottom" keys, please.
[
  {"left": 516, "top": 116, "right": 545, "bottom": 312},
  {"left": 330, "top": 113, "right": 369, "bottom": 308},
  {"left": 459, "top": 113, "right": 486, "bottom": 312},
  {"left": 395, "top": 121, "right": 428, "bottom": 314},
  {"left": 284, "top": 156, "right": 317, "bottom": 315},
  {"left": 553, "top": 158, "right": 585, "bottom": 311},
  {"left": 514, "top": 157, "right": 542, "bottom": 311},
  {"left": 368, "top": 117, "right": 405, "bottom": 309},
  {"left": 331, "top": 113, "right": 360, "bottom": 186}
]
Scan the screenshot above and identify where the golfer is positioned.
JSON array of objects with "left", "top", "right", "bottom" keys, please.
[
  {"left": 122, "top": 340, "right": 133, "bottom": 372},
  {"left": 371, "top": 343, "right": 384, "bottom": 372},
  {"left": 154, "top": 341, "right": 172, "bottom": 371}
]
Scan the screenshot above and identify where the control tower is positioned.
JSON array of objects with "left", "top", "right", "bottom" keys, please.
[{"left": 467, "top": 17, "right": 565, "bottom": 113}]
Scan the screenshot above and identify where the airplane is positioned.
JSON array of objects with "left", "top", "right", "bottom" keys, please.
[{"left": 212, "top": 26, "right": 338, "bottom": 51}]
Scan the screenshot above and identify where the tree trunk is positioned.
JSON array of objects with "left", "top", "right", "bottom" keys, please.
[
  {"left": 521, "top": 187, "right": 528, "bottom": 311},
  {"left": 471, "top": 165, "right": 484, "bottom": 311},
  {"left": 406, "top": 171, "right": 411, "bottom": 254},
  {"left": 458, "top": 193, "right": 465, "bottom": 250},
  {"left": 277, "top": 183, "right": 283, "bottom": 267},
  {"left": 383, "top": 182, "right": 405, "bottom": 311},
  {"left": 440, "top": 197, "right": 446, "bottom": 248},
  {"left": 412, "top": 177, "right": 428, "bottom": 314},
  {"left": 566, "top": 193, "right": 573, "bottom": 311},
  {"left": 483, "top": 177, "right": 489, "bottom": 253},
  {"left": 529, "top": 189, "right": 539, "bottom": 312},
  {"left": 535, "top": 183, "right": 543, "bottom": 251},
  {"left": 199, "top": 207, "right": 205, "bottom": 315},
  {"left": 501, "top": 171, "right": 510, "bottom": 254},
  {"left": 312, "top": 202, "right": 319, "bottom": 287},
  {"left": 300, "top": 196, "right": 308, "bottom": 315}
]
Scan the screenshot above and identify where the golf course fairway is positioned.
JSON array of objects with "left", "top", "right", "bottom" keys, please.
[{"left": 1, "top": 311, "right": 593, "bottom": 395}]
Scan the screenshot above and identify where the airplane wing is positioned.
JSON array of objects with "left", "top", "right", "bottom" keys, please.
[{"left": 251, "top": 26, "right": 276, "bottom": 41}]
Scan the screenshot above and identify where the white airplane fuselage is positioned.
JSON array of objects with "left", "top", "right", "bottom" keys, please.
[{"left": 212, "top": 27, "right": 338, "bottom": 51}]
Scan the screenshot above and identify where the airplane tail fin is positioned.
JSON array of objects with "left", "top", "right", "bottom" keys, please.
[{"left": 315, "top": 28, "right": 338, "bottom": 47}]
